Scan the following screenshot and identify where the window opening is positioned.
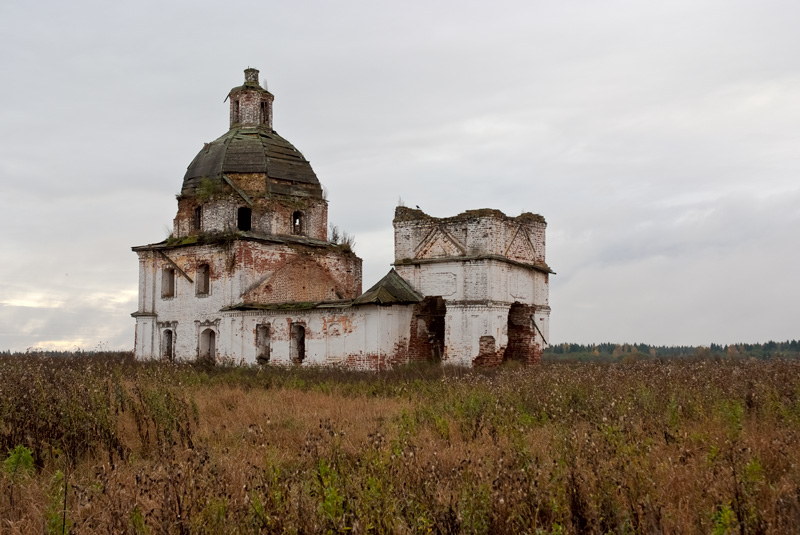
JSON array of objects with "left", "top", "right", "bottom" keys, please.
[
  {"left": 196, "top": 264, "right": 210, "bottom": 295},
  {"left": 193, "top": 205, "right": 202, "bottom": 230},
  {"left": 200, "top": 328, "right": 216, "bottom": 362},
  {"left": 233, "top": 100, "right": 240, "bottom": 123},
  {"left": 291, "top": 211, "right": 304, "bottom": 235},
  {"left": 238, "top": 207, "right": 252, "bottom": 231},
  {"left": 162, "top": 329, "right": 174, "bottom": 361},
  {"left": 256, "top": 324, "right": 270, "bottom": 364},
  {"left": 162, "top": 268, "right": 175, "bottom": 298},
  {"left": 290, "top": 323, "right": 306, "bottom": 364},
  {"left": 260, "top": 101, "right": 269, "bottom": 124}
]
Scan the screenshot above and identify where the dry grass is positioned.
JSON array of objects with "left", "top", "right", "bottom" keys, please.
[{"left": 1, "top": 353, "right": 800, "bottom": 533}]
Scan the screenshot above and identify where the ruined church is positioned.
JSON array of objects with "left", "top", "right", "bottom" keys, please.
[{"left": 132, "top": 68, "right": 553, "bottom": 369}]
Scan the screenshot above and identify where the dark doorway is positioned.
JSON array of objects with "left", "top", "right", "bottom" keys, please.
[
  {"left": 290, "top": 323, "right": 306, "bottom": 364},
  {"left": 162, "top": 329, "right": 174, "bottom": 361},
  {"left": 200, "top": 328, "right": 216, "bottom": 362},
  {"left": 503, "top": 303, "right": 536, "bottom": 364},
  {"left": 412, "top": 296, "right": 446, "bottom": 362}
]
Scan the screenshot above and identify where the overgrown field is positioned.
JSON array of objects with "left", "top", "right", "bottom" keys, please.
[{"left": 1, "top": 353, "right": 800, "bottom": 534}]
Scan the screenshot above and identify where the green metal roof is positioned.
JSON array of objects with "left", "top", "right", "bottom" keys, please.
[
  {"left": 182, "top": 126, "right": 321, "bottom": 197},
  {"left": 352, "top": 269, "right": 423, "bottom": 306},
  {"left": 215, "top": 270, "right": 422, "bottom": 313}
]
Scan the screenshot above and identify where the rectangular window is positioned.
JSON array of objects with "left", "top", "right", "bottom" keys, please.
[
  {"left": 290, "top": 323, "right": 306, "bottom": 364},
  {"left": 260, "top": 101, "right": 269, "bottom": 124},
  {"left": 257, "top": 324, "right": 270, "bottom": 363},
  {"left": 193, "top": 205, "right": 202, "bottom": 230},
  {"left": 162, "top": 268, "right": 175, "bottom": 298},
  {"left": 292, "top": 211, "right": 303, "bottom": 235},
  {"left": 237, "top": 207, "right": 252, "bottom": 231},
  {"left": 196, "top": 264, "right": 210, "bottom": 296}
]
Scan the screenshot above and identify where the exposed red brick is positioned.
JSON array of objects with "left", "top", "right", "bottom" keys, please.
[
  {"left": 503, "top": 303, "right": 542, "bottom": 365},
  {"left": 472, "top": 335, "right": 504, "bottom": 367},
  {"left": 406, "top": 297, "right": 446, "bottom": 362}
]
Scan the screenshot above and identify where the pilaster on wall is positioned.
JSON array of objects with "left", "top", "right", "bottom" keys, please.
[
  {"left": 133, "top": 317, "right": 156, "bottom": 359},
  {"left": 533, "top": 306, "right": 551, "bottom": 359}
]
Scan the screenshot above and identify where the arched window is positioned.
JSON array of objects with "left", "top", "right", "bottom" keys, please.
[
  {"left": 256, "top": 324, "right": 270, "bottom": 364},
  {"left": 290, "top": 323, "right": 306, "bottom": 364},
  {"left": 196, "top": 264, "right": 210, "bottom": 295},
  {"left": 193, "top": 205, "right": 203, "bottom": 230},
  {"left": 238, "top": 207, "right": 252, "bottom": 231},
  {"left": 162, "top": 329, "right": 174, "bottom": 361},
  {"left": 292, "top": 211, "right": 304, "bottom": 235},
  {"left": 233, "top": 100, "right": 240, "bottom": 123},
  {"left": 200, "top": 328, "right": 216, "bottom": 361}
]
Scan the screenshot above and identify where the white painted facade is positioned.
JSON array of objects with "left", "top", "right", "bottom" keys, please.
[{"left": 132, "top": 69, "right": 552, "bottom": 369}]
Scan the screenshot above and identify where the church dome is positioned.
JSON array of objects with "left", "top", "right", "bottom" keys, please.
[
  {"left": 181, "top": 68, "right": 322, "bottom": 199},
  {"left": 182, "top": 126, "right": 321, "bottom": 197}
]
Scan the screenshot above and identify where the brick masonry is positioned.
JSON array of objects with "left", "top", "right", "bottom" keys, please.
[
  {"left": 173, "top": 174, "right": 328, "bottom": 241},
  {"left": 132, "top": 69, "right": 551, "bottom": 369}
]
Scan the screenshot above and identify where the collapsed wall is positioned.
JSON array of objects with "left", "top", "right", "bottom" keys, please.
[{"left": 393, "top": 207, "right": 553, "bottom": 366}]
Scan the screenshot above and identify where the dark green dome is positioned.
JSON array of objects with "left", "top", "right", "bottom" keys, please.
[{"left": 182, "top": 126, "right": 321, "bottom": 197}]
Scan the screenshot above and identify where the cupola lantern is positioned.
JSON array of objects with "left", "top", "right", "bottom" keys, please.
[{"left": 228, "top": 68, "right": 274, "bottom": 129}]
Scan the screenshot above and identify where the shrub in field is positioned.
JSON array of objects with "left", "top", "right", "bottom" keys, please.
[
  {"left": 4, "top": 445, "right": 34, "bottom": 479},
  {"left": 3, "top": 444, "right": 34, "bottom": 509}
]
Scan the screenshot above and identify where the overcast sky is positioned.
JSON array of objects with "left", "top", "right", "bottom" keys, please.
[{"left": 1, "top": 0, "right": 798, "bottom": 351}]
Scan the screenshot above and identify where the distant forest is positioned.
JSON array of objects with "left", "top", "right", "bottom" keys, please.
[
  {"left": 543, "top": 339, "right": 800, "bottom": 362},
  {"left": 3, "top": 340, "right": 799, "bottom": 363}
]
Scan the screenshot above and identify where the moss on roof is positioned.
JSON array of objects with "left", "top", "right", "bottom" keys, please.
[
  {"left": 132, "top": 230, "right": 340, "bottom": 253},
  {"left": 515, "top": 212, "right": 547, "bottom": 225},
  {"left": 227, "top": 82, "right": 273, "bottom": 97},
  {"left": 182, "top": 126, "right": 321, "bottom": 198},
  {"left": 394, "top": 206, "right": 432, "bottom": 221},
  {"left": 224, "top": 301, "right": 318, "bottom": 311},
  {"left": 352, "top": 269, "right": 423, "bottom": 306},
  {"left": 394, "top": 206, "right": 546, "bottom": 226},
  {"left": 222, "top": 299, "right": 354, "bottom": 312}
]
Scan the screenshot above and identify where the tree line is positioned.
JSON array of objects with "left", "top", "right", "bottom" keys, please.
[{"left": 544, "top": 339, "right": 800, "bottom": 362}]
